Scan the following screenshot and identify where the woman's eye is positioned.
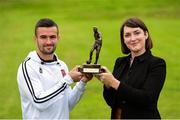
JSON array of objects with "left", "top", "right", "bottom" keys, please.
[
  {"left": 134, "top": 31, "right": 140, "bottom": 35},
  {"left": 124, "top": 34, "right": 130, "bottom": 38}
]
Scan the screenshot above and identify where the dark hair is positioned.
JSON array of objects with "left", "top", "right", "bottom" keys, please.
[
  {"left": 35, "top": 18, "right": 59, "bottom": 36},
  {"left": 120, "top": 17, "right": 153, "bottom": 54}
]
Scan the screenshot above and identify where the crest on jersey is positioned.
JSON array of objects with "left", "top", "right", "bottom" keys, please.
[{"left": 61, "top": 69, "right": 66, "bottom": 77}]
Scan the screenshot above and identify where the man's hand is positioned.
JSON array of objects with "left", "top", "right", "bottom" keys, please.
[
  {"left": 69, "top": 66, "right": 83, "bottom": 82},
  {"left": 81, "top": 73, "right": 93, "bottom": 83}
]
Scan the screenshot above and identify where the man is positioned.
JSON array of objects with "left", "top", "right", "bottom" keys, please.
[{"left": 17, "top": 18, "right": 92, "bottom": 119}]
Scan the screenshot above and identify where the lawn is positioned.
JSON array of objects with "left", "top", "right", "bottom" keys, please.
[{"left": 0, "top": 0, "right": 180, "bottom": 119}]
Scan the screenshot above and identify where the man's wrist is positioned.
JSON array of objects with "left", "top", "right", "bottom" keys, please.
[
  {"left": 63, "top": 74, "right": 74, "bottom": 85},
  {"left": 80, "top": 80, "right": 87, "bottom": 85}
]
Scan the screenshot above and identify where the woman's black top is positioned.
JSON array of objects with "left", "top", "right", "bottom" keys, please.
[{"left": 103, "top": 50, "right": 166, "bottom": 119}]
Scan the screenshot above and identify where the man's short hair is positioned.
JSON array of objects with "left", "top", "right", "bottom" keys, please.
[{"left": 35, "top": 18, "right": 59, "bottom": 36}]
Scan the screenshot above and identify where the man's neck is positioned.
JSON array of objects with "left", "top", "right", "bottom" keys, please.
[{"left": 36, "top": 51, "right": 54, "bottom": 61}]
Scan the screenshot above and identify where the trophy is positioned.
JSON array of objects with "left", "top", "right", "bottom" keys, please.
[{"left": 79, "top": 26, "right": 103, "bottom": 74}]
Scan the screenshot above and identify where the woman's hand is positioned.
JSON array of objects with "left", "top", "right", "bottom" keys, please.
[{"left": 95, "top": 66, "right": 120, "bottom": 90}]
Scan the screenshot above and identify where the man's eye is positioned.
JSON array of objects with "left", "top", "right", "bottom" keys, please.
[
  {"left": 50, "top": 35, "right": 57, "bottom": 39},
  {"left": 40, "top": 35, "right": 47, "bottom": 39}
]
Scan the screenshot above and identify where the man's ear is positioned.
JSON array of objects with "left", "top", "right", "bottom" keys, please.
[
  {"left": 57, "top": 35, "right": 60, "bottom": 41},
  {"left": 34, "top": 35, "right": 37, "bottom": 42}
]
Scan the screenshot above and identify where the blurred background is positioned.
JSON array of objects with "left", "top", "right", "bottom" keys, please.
[{"left": 0, "top": 0, "right": 180, "bottom": 119}]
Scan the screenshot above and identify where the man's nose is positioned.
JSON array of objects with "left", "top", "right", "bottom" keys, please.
[{"left": 46, "top": 37, "right": 52, "bottom": 43}]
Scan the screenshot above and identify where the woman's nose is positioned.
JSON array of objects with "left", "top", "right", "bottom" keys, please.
[{"left": 130, "top": 35, "right": 136, "bottom": 41}]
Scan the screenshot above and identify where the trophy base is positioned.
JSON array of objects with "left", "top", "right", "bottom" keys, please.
[{"left": 78, "top": 64, "right": 101, "bottom": 74}]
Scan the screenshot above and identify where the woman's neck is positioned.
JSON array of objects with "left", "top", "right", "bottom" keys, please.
[
  {"left": 130, "top": 49, "right": 146, "bottom": 65},
  {"left": 131, "top": 49, "right": 146, "bottom": 60}
]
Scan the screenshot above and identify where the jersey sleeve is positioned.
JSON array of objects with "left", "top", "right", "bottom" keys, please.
[
  {"left": 59, "top": 61, "right": 87, "bottom": 111},
  {"left": 67, "top": 81, "right": 86, "bottom": 111}
]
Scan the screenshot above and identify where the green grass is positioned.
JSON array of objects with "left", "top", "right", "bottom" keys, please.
[{"left": 0, "top": 0, "right": 180, "bottom": 119}]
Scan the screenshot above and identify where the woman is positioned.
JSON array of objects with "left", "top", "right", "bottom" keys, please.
[{"left": 97, "top": 17, "right": 166, "bottom": 119}]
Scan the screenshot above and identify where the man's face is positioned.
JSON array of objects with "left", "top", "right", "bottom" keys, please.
[{"left": 35, "top": 27, "right": 59, "bottom": 55}]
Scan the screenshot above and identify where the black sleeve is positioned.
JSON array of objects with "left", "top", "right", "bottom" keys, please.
[
  {"left": 103, "top": 58, "right": 121, "bottom": 107},
  {"left": 117, "top": 58, "right": 166, "bottom": 107}
]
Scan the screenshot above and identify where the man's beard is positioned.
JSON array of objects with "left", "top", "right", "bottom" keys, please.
[{"left": 39, "top": 45, "right": 56, "bottom": 55}]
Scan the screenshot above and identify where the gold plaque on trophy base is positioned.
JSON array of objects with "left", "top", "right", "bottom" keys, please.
[{"left": 78, "top": 64, "right": 101, "bottom": 74}]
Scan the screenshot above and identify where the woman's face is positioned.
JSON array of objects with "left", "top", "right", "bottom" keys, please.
[{"left": 123, "top": 26, "right": 148, "bottom": 54}]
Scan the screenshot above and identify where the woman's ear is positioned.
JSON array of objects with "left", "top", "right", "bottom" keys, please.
[{"left": 145, "top": 31, "right": 148, "bottom": 39}]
